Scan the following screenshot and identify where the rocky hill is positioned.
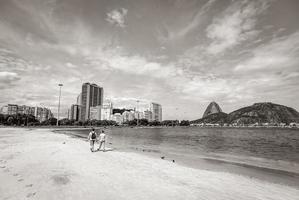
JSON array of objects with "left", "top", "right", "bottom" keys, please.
[
  {"left": 192, "top": 102, "right": 299, "bottom": 125},
  {"left": 202, "top": 101, "right": 223, "bottom": 118},
  {"left": 227, "top": 102, "right": 299, "bottom": 124},
  {"left": 192, "top": 112, "right": 228, "bottom": 124}
]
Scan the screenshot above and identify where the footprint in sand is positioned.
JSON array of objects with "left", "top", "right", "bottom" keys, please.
[
  {"left": 25, "top": 184, "right": 33, "bottom": 188},
  {"left": 18, "top": 178, "right": 24, "bottom": 182},
  {"left": 0, "top": 165, "right": 6, "bottom": 168},
  {"left": 13, "top": 173, "right": 19, "bottom": 176},
  {"left": 26, "top": 192, "right": 36, "bottom": 198}
]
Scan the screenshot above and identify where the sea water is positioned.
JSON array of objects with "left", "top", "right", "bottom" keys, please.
[{"left": 63, "top": 126, "right": 299, "bottom": 186}]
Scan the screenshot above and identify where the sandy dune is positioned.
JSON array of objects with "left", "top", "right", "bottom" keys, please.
[{"left": 0, "top": 128, "right": 298, "bottom": 200}]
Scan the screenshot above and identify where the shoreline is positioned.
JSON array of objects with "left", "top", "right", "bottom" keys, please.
[
  {"left": 1, "top": 125, "right": 299, "bottom": 131},
  {"left": 54, "top": 128, "right": 299, "bottom": 188},
  {"left": 1, "top": 128, "right": 299, "bottom": 200}
]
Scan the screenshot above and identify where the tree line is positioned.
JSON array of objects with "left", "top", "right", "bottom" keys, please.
[{"left": 0, "top": 114, "right": 191, "bottom": 127}]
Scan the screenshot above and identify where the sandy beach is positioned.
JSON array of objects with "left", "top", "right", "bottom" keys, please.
[{"left": 0, "top": 128, "right": 298, "bottom": 200}]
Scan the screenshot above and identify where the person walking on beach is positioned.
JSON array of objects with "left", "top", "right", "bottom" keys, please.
[
  {"left": 98, "top": 130, "right": 106, "bottom": 152},
  {"left": 88, "top": 128, "right": 97, "bottom": 152}
]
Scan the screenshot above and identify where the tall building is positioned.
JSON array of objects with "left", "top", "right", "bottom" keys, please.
[
  {"left": 70, "top": 104, "right": 80, "bottom": 121},
  {"left": 77, "top": 93, "right": 82, "bottom": 105},
  {"left": 144, "top": 110, "right": 152, "bottom": 122},
  {"left": 89, "top": 106, "right": 101, "bottom": 120},
  {"left": 101, "top": 101, "right": 113, "bottom": 120},
  {"left": 150, "top": 102, "right": 162, "bottom": 122},
  {"left": 76, "top": 93, "right": 82, "bottom": 121},
  {"left": 80, "top": 83, "right": 103, "bottom": 121}
]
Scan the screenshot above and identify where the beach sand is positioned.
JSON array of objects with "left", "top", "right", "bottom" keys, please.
[{"left": 0, "top": 128, "right": 298, "bottom": 200}]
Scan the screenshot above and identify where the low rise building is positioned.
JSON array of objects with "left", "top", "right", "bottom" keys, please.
[
  {"left": 0, "top": 104, "right": 53, "bottom": 122},
  {"left": 122, "top": 111, "right": 135, "bottom": 122},
  {"left": 113, "top": 113, "right": 123, "bottom": 125},
  {"left": 7, "top": 104, "right": 18, "bottom": 115}
]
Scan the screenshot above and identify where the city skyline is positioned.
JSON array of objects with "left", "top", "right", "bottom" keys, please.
[
  {"left": 0, "top": 0, "right": 299, "bottom": 120},
  {"left": 67, "top": 82, "right": 162, "bottom": 123}
]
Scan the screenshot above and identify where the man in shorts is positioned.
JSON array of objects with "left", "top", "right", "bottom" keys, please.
[
  {"left": 88, "top": 128, "right": 97, "bottom": 152},
  {"left": 98, "top": 130, "right": 106, "bottom": 152}
]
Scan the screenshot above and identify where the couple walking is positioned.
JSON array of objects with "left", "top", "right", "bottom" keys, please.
[{"left": 88, "top": 128, "right": 106, "bottom": 152}]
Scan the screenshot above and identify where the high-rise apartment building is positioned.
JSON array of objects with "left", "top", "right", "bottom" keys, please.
[
  {"left": 80, "top": 83, "right": 103, "bottom": 121},
  {"left": 89, "top": 106, "right": 101, "bottom": 120},
  {"left": 150, "top": 102, "right": 162, "bottom": 122},
  {"left": 144, "top": 110, "right": 152, "bottom": 122},
  {"left": 101, "top": 101, "right": 113, "bottom": 120},
  {"left": 70, "top": 104, "right": 80, "bottom": 121},
  {"left": 77, "top": 93, "right": 82, "bottom": 105}
]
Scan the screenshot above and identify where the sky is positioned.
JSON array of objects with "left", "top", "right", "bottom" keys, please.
[{"left": 0, "top": 0, "right": 299, "bottom": 120}]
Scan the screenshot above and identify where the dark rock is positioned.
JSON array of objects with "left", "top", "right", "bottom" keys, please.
[
  {"left": 202, "top": 101, "right": 223, "bottom": 118},
  {"left": 227, "top": 102, "right": 299, "bottom": 125},
  {"left": 192, "top": 112, "right": 228, "bottom": 124},
  {"left": 192, "top": 102, "right": 299, "bottom": 125}
]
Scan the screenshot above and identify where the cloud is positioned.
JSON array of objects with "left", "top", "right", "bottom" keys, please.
[
  {"left": 206, "top": 0, "right": 270, "bottom": 54},
  {"left": 85, "top": 48, "right": 180, "bottom": 79},
  {"left": 0, "top": 71, "right": 20, "bottom": 81},
  {"left": 109, "top": 96, "right": 151, "bottom": 110},
  {"left": 106, "top": 8, "right": 128, "bottom": 28},
  {"left": 234, "top": 31, "right": 299, "bottom": 71},
  {"left": 158, "top": 0, "right": 216, "bottom": 41},
  {"left": 0, "top": 71, "right": 21, "bottom": 89},
  {"left": 65, "top": 62, "right": 77, "bottom": 68}
]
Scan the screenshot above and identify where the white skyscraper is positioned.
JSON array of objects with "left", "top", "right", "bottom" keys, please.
[{"left": 150, "top": 102, "right": 162, "bottom": 122}]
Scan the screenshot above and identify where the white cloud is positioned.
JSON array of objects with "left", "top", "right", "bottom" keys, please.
[
  {"left": 158, "top": 0, "right": 216, "bottom": 42},
  {"left": 206, "top": 0, "right": 269, "bottom": 54},
  {"left": 85, "top": 48, "right": 179, "bottom": 79},
  {"left": 0, "top": 71, "right": 21, "bottom": 89},
  {"left": 234, "top": 31, "right": 299, "bottom": 71},
  {"left": 0, "top": 71, "right": 20, "bottom": 81},
  {"left": 106, "top": 8, "right": 128, "bottom": 28},
  {"left": 65, "top": 62, "right": 77, "bottom": 68}
]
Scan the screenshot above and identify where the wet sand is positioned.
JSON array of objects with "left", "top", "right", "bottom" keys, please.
[{"left": 0, "top": 128, "right": 298, "bottom": 200}]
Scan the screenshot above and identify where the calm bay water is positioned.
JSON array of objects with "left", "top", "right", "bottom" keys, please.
[
  {"left": 66, "top": 127, "right": 299, "bottom": 163},
  {"left": 63, "top": 126, "right": 299, "bottom": 186}
]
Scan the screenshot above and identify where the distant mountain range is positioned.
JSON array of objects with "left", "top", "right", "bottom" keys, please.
[{"left": 192, "top": 102, "right": 299, "bottom": 125}]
